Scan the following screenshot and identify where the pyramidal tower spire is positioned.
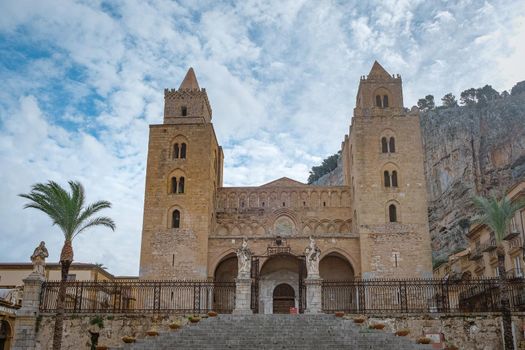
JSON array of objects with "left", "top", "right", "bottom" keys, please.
[
  {"left": 164, "top": 67, "right": 212, "bottom": 124},
  {"left": 354, "top": 60, "right": 404, "bottom": 115},
  {"left": 368, "top": 60, "right": 391, "bottom": 79},
  {"left": 179, "top": 67, "right": 200, "bottom": 90}
]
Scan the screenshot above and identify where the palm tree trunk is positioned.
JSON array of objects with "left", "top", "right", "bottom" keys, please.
[
  {"left": 497, "top": 250, "right": 514, "bottom": 350},
  {"left": 52, "top": 240, "right": 73, "bottom": 350}
]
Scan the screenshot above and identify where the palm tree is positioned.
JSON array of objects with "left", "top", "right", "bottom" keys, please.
[
  {"left": 472, "top": 194, "right": 525, "bottom": 350},
  {"left": 20, "top": 181, "right": 115, "bottom": 350}
]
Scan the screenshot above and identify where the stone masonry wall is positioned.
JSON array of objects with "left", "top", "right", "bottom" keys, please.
[
  {"left": 32, "top": 313, "right": 525, "bottom": 350},
  {"left": 34, "top": 314, "right": 190, "bottom": 350}
]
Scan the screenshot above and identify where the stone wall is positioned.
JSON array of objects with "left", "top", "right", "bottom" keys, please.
[
  {"left": 32, "top": 313, "right": 525, "bottom": 349},
  {"left": 361, "top": 313, "right": 525, "bottom": 350},
  {"left": 34, "top": 314, "right": 190, "bottom": 350}
]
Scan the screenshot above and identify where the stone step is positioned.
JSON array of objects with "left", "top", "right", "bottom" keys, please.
[{"left": 114, "top": 314, "right": 432, "bottom": 350}]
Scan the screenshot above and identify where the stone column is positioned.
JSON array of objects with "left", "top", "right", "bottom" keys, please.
[
  {"left": 13, "top": 272, "right": 45, "bottom": 350},
  {"left": 232, "top": 277, "right": 253, "bottom": 315},
  {"left": 304, "top": 277, "right": 323, "bottom": 314}
]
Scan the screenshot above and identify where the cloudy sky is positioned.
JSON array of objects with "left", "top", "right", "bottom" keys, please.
[{"left": 1, "top": 0, "right": 524, "bottom": 276}]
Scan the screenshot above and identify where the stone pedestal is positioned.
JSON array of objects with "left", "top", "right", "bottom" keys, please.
[
  {"left": 304, "top": 276, "right": 323, "bottom": 314},
  {"left": 233, "top": 277, "right": 253, "bottom": 315},
  {"left": 13, "top": 272, "right": 45, "bottom": 350}
]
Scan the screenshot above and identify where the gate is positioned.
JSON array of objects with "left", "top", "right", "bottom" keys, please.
[
  {"left": 298, "top": 256, "right": 306, "bottom": 313},
  {"left": 250, "top": 257, "right": 259, "bottom": 313}
]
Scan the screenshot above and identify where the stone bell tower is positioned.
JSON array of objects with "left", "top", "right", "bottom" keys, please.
[
  {"left": 346, "top": 61, "right": 432, "bottom": 278},
  {"left": 139, "top": 68, "right": 223, "bottom": 280}
]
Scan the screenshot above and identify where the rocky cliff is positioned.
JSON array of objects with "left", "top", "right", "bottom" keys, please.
[
  {"left": 313, "top": 91, "right": 525, "bottom": 262},
  {"left": 422, "top": 93, "right": 525, "bottom": 262}
]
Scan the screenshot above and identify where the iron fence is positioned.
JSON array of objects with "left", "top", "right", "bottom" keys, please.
[
  {"left": 40, "top": 280, "right": 235, "bottom": 314},
  {"left": 322, "top": 278, "right": 525, "bottom": 314}
]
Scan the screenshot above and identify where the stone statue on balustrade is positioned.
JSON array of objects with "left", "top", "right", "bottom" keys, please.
[
  {"left": 30, "top": 241, "right": 49, "bottom": 275},
  {"left": 304, "top": 236, "right": 321, "bottom": 279},
  {"left": 236, "top": 238, "right": 252, "bottom": 279}
]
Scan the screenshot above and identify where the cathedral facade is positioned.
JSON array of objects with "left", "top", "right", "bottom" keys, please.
[{"left": 138, "top": 62, "right": 432, "bottom": 313}]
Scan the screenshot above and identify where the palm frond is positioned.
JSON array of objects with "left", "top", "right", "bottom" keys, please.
[
  {"left": 472, "top": 194, "right": 523, "bottom": 242},
  {"left": 20, "top": 180, "right": 115, "bottom": 243},
  {"left": 74, "top": 216, "right": 116, "bottom": 239}
]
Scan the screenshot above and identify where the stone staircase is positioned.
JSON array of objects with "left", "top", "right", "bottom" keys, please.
[{"left": 118, "top": 314, "right": 432, "bottom": 349}]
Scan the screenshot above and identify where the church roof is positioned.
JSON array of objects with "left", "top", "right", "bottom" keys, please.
[
  {"left": 368, "top": 60, "right": 391, "bottom": 79},
  {"left": 260, "top": 177, "right": 306, "bottom": 187},
  {"left": 179, "top": 67, "right": 200, "bottom": 90}
]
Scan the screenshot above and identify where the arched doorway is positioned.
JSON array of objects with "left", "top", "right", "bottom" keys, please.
[
  {"left": 214, "top": 254, "right": 238, "bottom": 282},
  {"left": 0, "top": 320, "right": 12, "bottom": 350},
  {"left": 213, "top": 254, "right": 238, "bottom": 313},
  {"left": 320, "top": 253, "right": 355, "bottom": 280},
  {"left": 259, "top": 255, "right": 303, "bottom": 314},
  {"left": 273, "top": 283, "right": 295, "bottom": 314},
  {"left": 319, "top": 253, "right": 355, "bottom": 312}
]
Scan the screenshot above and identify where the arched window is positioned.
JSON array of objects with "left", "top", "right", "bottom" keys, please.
[
  {"left": 381, "top": 137, "right": 388, "bottom": 153},
  {"left": 384, "top": 171, "right": 391, "bottom": 187},
  {"left": 172, "top": 210, "right": 180, "bottom": 228},
  {"left": 173, "top": 143, "right": 180, "bottom": 159},
  {"left": 389, "top": 137, "right": 395, "bottom": 153},
  {"left": 178, "top": 177, "right": 185, "bottom": 194},
  {"left": 181, "top": 106, "right": 187, "bottom": 116},
  {"left": 180, "top": 143, "right": 187, "bottom": 159},
  {"left": 383, "top": 95, "right": 389, "bottom": 107},
  {"left": 389, "top": 204, "right": 397, "bottom": 222},
  {"left": 171, "top": 177, "right": 177, "bottom": 193},
  {"left": 391, "top": 171, "right": 398, "bottom": 187},
  {"left": 376, "top": 95, "right": 382, "bottom": 107}
]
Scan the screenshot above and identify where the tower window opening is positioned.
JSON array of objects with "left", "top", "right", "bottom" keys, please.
[
  {"left": 282, "top": 202, "right": 285, "bottom": 207},
  {"left": 323, "top": 201, "right": 326, "bottom": 207},
  {"left": 384, "top": 171, "right": 391, "bottom": 187},
  {"left": 178, "top": 177, "right": 185, "bottom": 194},
  {"left": 381, "top": 137, "right": 388, "bottom": 153},
  {"left": 181, "top": 106, "right": 187, "bottom": 116},
  {"left": 172, "top": 209, "right": 181, "bottom": 228},
  {"left": 181, "top": 143, "right": 187, "bottom": 159},
  {"left": 262, "top": 202, "right": 265, "bottom": 207},
  {"left": 392, "top": 171, "right": 398, "bottom": 187},
  {"left": 389, "top": 204, "right": 397, "bottom": 223},
  {"left": 389, "top": 137, "right": 395, "bottom": 152},
  {"left": 172, "top": 254, "right": 175, "bottom": 266},
  {"left": 241, "top": 201, "right": 245, "bottom": 208},
  {"left": 303, "top": 201, "right": 306, "bottom": 206},
  {"left": 171, "top": 177, "right": 177, "bottom": 193},
  {"left": 173, "top": 143, "right": 180, "bottom": 159},
  {"left": 376, "top": 95, "right": 382, "bottom": 107},
  {"left": 383, "top": 95, "right": 389, "bottom": 107}
]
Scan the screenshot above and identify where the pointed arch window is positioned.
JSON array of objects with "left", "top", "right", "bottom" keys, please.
[
  {"left": 391, "top": 171, "right": 398, "bottom": 187},
  {"left": 381, "top": 137, "right": 388, "bottom": 153},
  {"left": 384, "top": 171, "right": 391, "bottom": 187},
  {"left": 180, "top": 143, "right": 187, "bottom": 159},
  {"left": 181, "top": 106, "right": 187, "bottom": 116},
  {"left": 389, "top": 204, "right": 397, "bottom": 222},
  {"left": 171, "top": 177, "right": 177, "bottom": 193},
  {"left": 172, "top": 210, "right": 181, "bottom": 228},
  {"left": 173, "top": 143, "right": 180, "bottom": 159},
  {"left": 389, "top": 137, "right": 395, "bottom": 152},
  {"left": 376, "top": 95, "right": 382, "bottom": 107},
  {"left": 178, "top": 177, "right": 185, "bottom": 194},
  {"left": 383, "top": 95, "right": 389, "bottom": 107}
]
